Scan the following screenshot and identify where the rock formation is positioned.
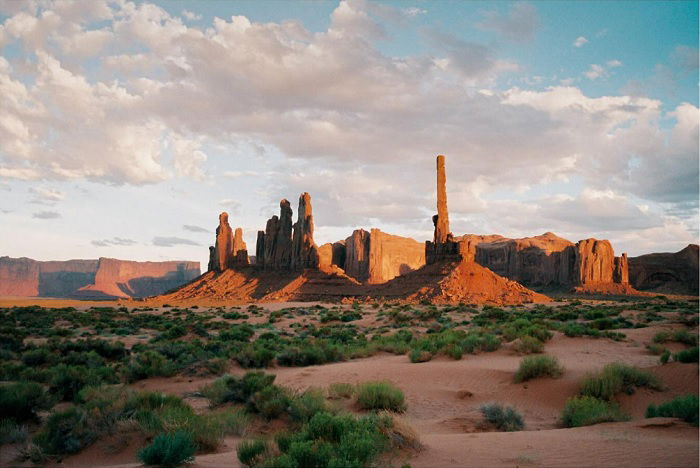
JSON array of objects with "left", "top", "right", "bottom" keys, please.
[
  {"left": 256, "top": 195, "right": 319, "bottom": 271},
  {"left": 318, "top": 241, "right": 346, "bottom": 272},
  {"left": 629, "top": 244, "right": 699, "bottom": 295},
  {"left": 291, "top": 193, "right": 319, "bottom": 269},
  {"left": 426, "top": 155, "right": 461, "bottom": 264},
  {"left": 209, "top": 212, "right": 249, "bottom": 272},
  {"left": 0, "top": 256, "right": 199, "bottom": 298}
]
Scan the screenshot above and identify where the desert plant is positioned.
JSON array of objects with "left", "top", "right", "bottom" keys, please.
[
  {"left": 137, "top": 430, "right": 196, "bottom": 468},
  {"left": 327, "top": 382, "right": 355, "bottom": 400},
  {"left": 0, "top": 381, "right": 52, "bottom": 422},
  {"left": 660, "top": 350, "right": 671, "bottom": 364},
  {"left": 561, "top": 396, "right": 629, "bottom": 427},
  {"left": 673, "top": 347, "right": 699, "bottom": 363},
  {"left": 237, "top": 439, "right": 268, "bottom": 467},
  {"left": 514, "top": 355, "right": 563, "bottom": 383},
  {"left": 409, "top": 348, "right": 432, "bottom": 363},
  {"left": 646, "top": 395, "right": 699, "bottom": 425},
  {"left": 480, "top": 403, "right": 524, "bottom": 431},
  {"left": 579, "top": 363, "right": 663, "bottom": 400},
  {"left": 0, "top": 418, "right": 28, "bottom": 445},
  {"left": 512, "top": 336, "right": 544, "bottom": 354},
  {"left": 34, "top": 406, "right": 97, "bottom": 455},
  {"left": 249, "top": 385, "right": 291, "bottom": 420},
  {"left": 200, "top": 372, "right": 276, "bottom": 407},
  {"left": 288, "top": 389, "right": 327, "bottom": 423},
  {"left": 356, "top": 382, "right": 406, "bottom": 412}
]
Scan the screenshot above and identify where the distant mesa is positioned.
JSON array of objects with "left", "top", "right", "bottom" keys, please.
[
  {"left": 0, "top": 257, "right": 200, "bottom": 299},
  {"left": 629, "top": 244, "right": 699, "bottom": 295}
]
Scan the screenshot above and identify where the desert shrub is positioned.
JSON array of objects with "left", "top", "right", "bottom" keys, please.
[
  {"left": 249, "top": 385, "right": 291, "bottom": 420},
  {"left": 124, "top": 351, "right": 177, "bottom": 382},
  {"left": 0, "top": 381, "right": 52, "bottom": 422},
  {"left": 672, "top": 330, "right": 698, "bottom": 346},
  {"left": 512, "top": 336, "right": 544, "bottom": 354},
  {"left": 0, "top": 418, "right": 28, "bottom": 444},
  {"left": 561, "top": 396, "right": 629, "bottom": 427},
  {"left": 201, "top": 372, "right": 276, "bottom": 407},
  {"left": 236, "top": 345, "right": 275, "bottom": 369},
  {"left": 237, "top": 439, "right": 268, "bottom": 467},
  {"left": 501, "top": 319, "right": 552, "bottom": 343},
  {"left": 356, "top": 382, "right": 406, "bottom": 412},
  {"left": 34, "top": 406, "right": 97, "bottom": 454},
  {"left": 138, "top": 430, "right": 196, "bottom": 468},
  {"left": 646, "top": 395, "right": 699, "bottom": 426},
  {"left": 660, "top": 350, "right": 671, "bottom": 364},
  {"left": 49, "top": 364, "right": 116, "bottom": 401},
  {"left": 579, "top": 363, "right": 663, "bottom": 400},
  {"left": 327, "top": 382, "right": 355, "bottom": 400},
  {"left": 514, "top": 355, "right": 564, "bottom": 383},
  {"left": 21, "top": 348, "right": 54, "bottom": 366},
  {"left": 646, "top": 343, "right": 666, "bottom": 355},
  {"left": 288, "top": 389, "right": 327, "bottom": 423},
  {"left": 409, "top": 348, "right": 432, "bottom": 363},
  {"left": 673, "top": 347, "right": 699, "bottom": 363},
  {"left": 480, "top": 403, "right": 524, "bottom": 431}
]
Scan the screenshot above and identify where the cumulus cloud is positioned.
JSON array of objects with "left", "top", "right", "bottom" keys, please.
[
  {"left": 584, "top": 63, "right": 606, "bottom": 80},
  {"left": 478, "top": 2, "right": 539, "bottom": 42},
  {"left": 92, "top": 237, "right": 137, "bottom": 247},
  {"left": 573, "top": 36, "right": 588, "bottom": 47},
  {"left": 152, "top": 236, "right": 200, "bottom": 247},
  {"left": 32, "top": 210, "right": 60, "bottom": 219}
]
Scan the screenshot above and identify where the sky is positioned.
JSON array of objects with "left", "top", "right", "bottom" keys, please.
[{"left": 0, "top": 0, "right": 698, "bottom": 270}]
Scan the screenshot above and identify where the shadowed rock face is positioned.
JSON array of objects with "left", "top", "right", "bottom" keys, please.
[
  {"left": 0, "top": 256, "right": 200, "bottom": 298},
  {"left": 629, "top": 244, "right": 699, "bottom": 295},
  {"left": 426, "top": 155, "right": 461, "bottom": 264},
  {"left": 291, "top": 192, "right": 319, "bottom": 269}
]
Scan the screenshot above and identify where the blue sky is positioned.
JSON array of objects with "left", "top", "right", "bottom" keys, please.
[{"left": 0, "top": 0, "right": 697, "bottom": 268}]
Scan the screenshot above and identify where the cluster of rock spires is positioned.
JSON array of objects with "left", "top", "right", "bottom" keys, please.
[{"left": 191, "top": 154, "right": 698, "bottom": 303}]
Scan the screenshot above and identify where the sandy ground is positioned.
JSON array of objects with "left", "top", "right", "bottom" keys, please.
[
  {"left": 2, "top": 298, "right": 697, "bottom": 468},
  {"left": 60, "top": 330, "right": 699, "bottom": 468}
]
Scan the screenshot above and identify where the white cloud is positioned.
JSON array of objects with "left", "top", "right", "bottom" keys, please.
[
  {"left": 585, "top": 63, "right": 606, "bottom": 80},
  {"left": 573, "top": 36, "right": 588, "bottom": 47},
  {"left": 607, "top": 59, "right": 622, "bottom": 68},
  {"left": 402, "top": 7, "right": 427, "bottom": 17},
  {"left": 29, "top": 186, "right": 65, "bottom": 204}
]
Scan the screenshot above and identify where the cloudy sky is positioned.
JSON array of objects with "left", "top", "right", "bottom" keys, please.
[{"left": 0, "top": 0, "right": 698, "bottom": 269}]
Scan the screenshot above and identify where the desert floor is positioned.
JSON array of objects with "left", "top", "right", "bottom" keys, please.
[{"left": 1, "top": 297, "right": 697, "bottom": 468}]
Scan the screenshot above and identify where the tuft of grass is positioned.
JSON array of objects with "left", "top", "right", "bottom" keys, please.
[
  {"left": 660, "top": 350, "right": 671, "bottom": 364},
  {"left": 409, "top": 349, "right": 432, "bottom": 363},
  {"left": 480, "top": 403, "right": 524, "bottom": 431},
  {"left": 561, "top": 396, "right": 630, "bottom": 427},
  {"left": 579, "top": 363, "right": 663, "bottom": 400},
  {"left": 356, "top": 382, "right": 406, "bottom": 412},
  {"left": 34, "top": 406, "right": 98, "bottom": 455},
  {"left": 646, "top": 395, "right": 699, "bottom": 426},
  {"left": 288, "top": 389, "right": 327, "bottom": 423},
  {"left": 514, "top": 355, "right": 563, "bottom": 383},
  {"left": 237, "top": 439, "right": 268, "bottom": 467},
  {"left": 327, "top": 382, "right": 355, "bottom": 400},
  {"left": 200, "top": 372, "right": 276, "bottom": 407},
  {"left": 137, "top": 430, "right": 196, "bottom": 468},
  {"left": 512, "top": 336, "right": 544, "bottom": 354},
  {"left": 0, "top": 419, "right": 28, "bottom": 445}
]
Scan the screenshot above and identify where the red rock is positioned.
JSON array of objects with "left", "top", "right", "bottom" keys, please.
[
  {"left": 291, "top": 192, "right": 319, "bottom": 269},
  {"left": 0, "top": 256, "right": 199, "bottom": 298},
  {"left": 629, "top": 244, "right": 699, "bottom": 295},
  {"left": 435, "top": 154, "right": 451, "bottom": 244}
]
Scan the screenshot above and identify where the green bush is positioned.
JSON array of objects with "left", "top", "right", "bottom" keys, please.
[
  {"left": 561, "top": 396, "right": 629, "bottom": 427},
  {"left": 646, "top": 395, "right": 699, "bottom": 426},
  {"left": 49, "top": 364, "right": 116, "bottom": 401},
  {"left": 125, "top": 351, "right": 176, "bottom": 382},
  {"left": 201, "top": 372, "right": 276, "bottom": 407},
  {"left": 480, "top": 403, "right": 524, "bottom": 431},
  {"left": 0, "top": 418, "right": 28, "bottom": 444},
  {"left": 579, "top": 363, "right": 663, "bottom": 400},
  {"left": 673, "top": 347, "right": 699, "bottom": 363},
  {"left": 249, "top": 385, "right": 291, "bottom": 420},
  {"left": 356, "top": 382, "right": 406, "bottom": 412},
  {"left": 512, "top": 336, "right": 544, "bottom": 354},
  {"left": 514, "top": 355, "right": 563, "bottom": 383},
  {"left": 237, "top": 439, "right": 268, "bottom": 467},
  {"left": 0, "top": 381, "right": 52, "bottom": 422},
  {"left": 672, "top": 330, "right": 698, "bottom": 346},
  {"left": 288, "top": 389, "right": 327, "bottom": 423},
  {"left": 137, "top": 430, "right": 196, "bottom": 468},
  {"left": 34, "top": 406, "right": 97, "bottom": 455},
  {"left": 408, "top": 348, "right": 432, "bottom": 363},
  {"left": 660, "top": 350, "right": 671, "bottom": 364}
]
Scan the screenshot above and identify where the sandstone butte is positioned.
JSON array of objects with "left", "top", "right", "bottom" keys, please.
[
  {"left": 0, "top": 257, "right": 200, "bottom": 299},
  {"left": 149, "top": 154, "right": 700, "bottom": 307}
]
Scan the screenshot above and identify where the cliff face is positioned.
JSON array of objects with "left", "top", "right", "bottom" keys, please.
[
  {"left": 332, "top": 229, "right": 425, "bottom": 284},
  {"left": 209, "top": 212, "right": 248, "bottom": 272},
  {"left": 472, "top": 234, "right": 630, "bottom": 290},
  {"left": 0, "top": 257, "right": 200, "bottom": 298},
  {"left": 629, "top": 244, "right": 699, "bottom": 295}
]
